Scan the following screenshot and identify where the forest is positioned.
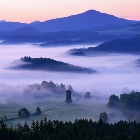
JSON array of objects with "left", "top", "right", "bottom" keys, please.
[
  {"left": 0, "top": 26, "right": 134, "bottom": 45},
  {"left": 0, "top": 117, "right": 140, "bottom": 140},
  {"left": 22, "top": 80, "right": 80, "bottom": 98},
  {"left": 10, "top": 56, "right": 95, "bottom": 73},
  {"left": 69, "top": 34, "right": 140, "bottom": 55},
  {"left": 108, "top": 91, "right": 140, "bottom": 122}
]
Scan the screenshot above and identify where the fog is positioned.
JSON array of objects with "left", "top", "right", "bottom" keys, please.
[
  {"left": 0, "top": 44, "right": 140, "bottom": 100},
  {"left": 0, "top": 44, "right": 140, "bottom": 95},
  {"left": 1, "top": 43, "right": 140, "bottom": 123}
]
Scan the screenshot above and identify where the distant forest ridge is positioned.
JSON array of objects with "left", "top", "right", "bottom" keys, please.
[
  {"left": 0, "top": 27, "right": 134, "bottom": 45},
  {"left": 10, "top": 56, "right": 96, "bottom": 73},
  {"left": 69, "top": 34, "right": 140, "bottom": 55}
]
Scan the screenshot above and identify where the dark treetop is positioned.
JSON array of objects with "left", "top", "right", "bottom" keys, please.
[{"left": 11, "top": 56, "right": 96, "bottom": 73}]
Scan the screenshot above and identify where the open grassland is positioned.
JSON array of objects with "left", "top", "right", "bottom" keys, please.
[{"left": 0, "top": 96, "right": 125, "bottom": 126}]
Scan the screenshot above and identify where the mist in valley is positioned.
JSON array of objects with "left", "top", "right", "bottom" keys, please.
[
  {"left": 0, "top": 43, "right": 140, "bottom": 123},
  {"left": 0, "top": 44, "right": 140, "bottom": 93}
]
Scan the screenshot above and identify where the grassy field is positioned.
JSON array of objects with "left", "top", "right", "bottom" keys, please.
[{"left": 0, "top": 95, "right": 126, "bottom": 127}]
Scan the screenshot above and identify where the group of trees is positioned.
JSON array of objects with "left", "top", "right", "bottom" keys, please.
[
  {"left": 15, "top": 56, "right": 94, "bottom": 73},
  {"left": 23, "top": 81, "right": 80, "bottom": 99},
  {"left": 0, "top": 115, "right": 7, "bottom": 121},
  {"left": 18, "top": 108, "right": 30, "bottom": 118},
  {"left": 65, "top": 90, "right": 91, "bottom": 103},
  {"left": 41, "top": 81, "right": 67, "bottom": 94},
  {"left": 17, "top": 107, "right": 41, "bottom": 118},
  {"left": 0, "top": 117, "right": 140, "bottom": 140},
  {"left": 108, "top": 91, "right": 140, "bottom": 121},
  {"left": 108, "top": 91, "right": 140, "bottom": 110}
]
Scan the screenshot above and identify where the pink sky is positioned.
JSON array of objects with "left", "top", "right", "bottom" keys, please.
[{"left": 0, "top": 0, "right": 140, "bottom": 23}]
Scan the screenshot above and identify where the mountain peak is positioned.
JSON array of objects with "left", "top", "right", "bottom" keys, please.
[
  {"left": 80, "top": 9, "right": 115, "bottom": 18},
  {"left": 84, "top": 9, "right": 100, "bottom": 13},
  {"left": 30, "top": 20, "right": 41, "bottom": 25}
]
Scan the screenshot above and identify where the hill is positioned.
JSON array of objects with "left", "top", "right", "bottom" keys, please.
[
  {"left": 0, "top": 21, "right": 26, "bottom": 32},
  {"left": 13, "top": 26, "right": 38, "bottom": 35},
  {"left": 69, "top": 35, "right": 140, "bottom": 54},
  {"left": 10, "top": 56, "right": 96, "bottom": 73}
]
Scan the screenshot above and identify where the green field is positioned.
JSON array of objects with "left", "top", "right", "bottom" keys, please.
[{"left": 0, "top": 95, "right": 125, "bottom": 127}]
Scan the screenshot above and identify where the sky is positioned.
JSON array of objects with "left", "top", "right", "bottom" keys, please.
[{"left": 0, "top": 0, "right": 140, "bottom": 23}]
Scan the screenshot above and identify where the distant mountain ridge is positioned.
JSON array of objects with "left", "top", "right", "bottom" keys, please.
[
  {"left": 0, "top": 10, "right": 138, "bottom": 32},
  {"left": 31, "top": 10, "right": 138, "bottom": 32}
]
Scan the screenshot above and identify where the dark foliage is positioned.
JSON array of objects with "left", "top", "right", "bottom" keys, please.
[
  {"left": 120, "top": 91, "right": 140, "bottom": 110},
  {"left": 84, "top": 92, "right": 90, "bottom": 99},
  {"left": 99, "top": 112, "right": 108, "bottom": 123},
  {"left": 35, "top": 107, "right": 41, "bottom": 115},
  {"left": 70, "top": 34, "right": 140, "bottom": 54},
  {"left": 70, "top": 51, "right": 86, "bottom": 56},
  {"left": 22, "top": 81, "right": 79, "bottom": 99},
  {"left": 108, "top": 94, "right": 120, "bottom": 108},
  {"left": 11, "top": 56, "right": 95, "bottom": 73},
  {"left": 18, "top": 108, "right": 30, "bottom": 118},
  {"left": 108, "top": 92, "right": 140, "bottom": 121},
  {"left": 1, "top": 117, "right": 140, "bottom": 140},
  {"left": 65, "top": 90, "right": 72, "bottom": 104},
  {"left": 94, "top": 34, "right": 140, "bottom": 52}
]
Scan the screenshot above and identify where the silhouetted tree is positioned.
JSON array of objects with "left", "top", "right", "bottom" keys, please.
[
  {"left": 108, "top": 94, "right": 120, "bottom": 108},
  {"left": 65, "top": 90, "right": 72, "bottom": 104},
  {"left": 99, "top": 112, "right": 108, "bottom": 123},
  {"left": 18, "top": 108, "right": 30, "bottom": 118},
  {"left": 36, "top": 107, "right": 41, "bottom": 115},
  {"left": 17, "top": 110, "right": 22, "bottom": 118},
  {"left": 84, "top": 92, "right": 90, "bottom": 99},
  {"left": 4, "top": 115, "right": 7, "bottom": 120}
]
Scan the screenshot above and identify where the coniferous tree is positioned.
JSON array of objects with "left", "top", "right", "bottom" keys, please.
[
  {"left": 36, "top": 107, "right": 41, "bottom": 115},
  {"left": 99, "top": 112, "right": 108, "bottom": 123}
]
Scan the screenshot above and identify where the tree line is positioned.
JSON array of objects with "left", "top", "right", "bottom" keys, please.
[
  {"left": 108, "top": 91, "right": 140, "bottom": 122},
  {"left": 0, "top": 117, "right": 140, "bottom": 140}
]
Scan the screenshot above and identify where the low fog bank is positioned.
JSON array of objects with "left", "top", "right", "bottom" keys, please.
[
  {"left": 0, "top": 81, "right": 77, "bottom": 104},
  {"left": 0, "top": 80, "right": 136, "bottom": 106},
  {"left": 0, "top": 44, "right": 140, "bottom": 102}
]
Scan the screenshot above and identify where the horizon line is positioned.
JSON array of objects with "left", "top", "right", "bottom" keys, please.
[{"left": 0, "top": 9, "right": 140, "bottom": 24}]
